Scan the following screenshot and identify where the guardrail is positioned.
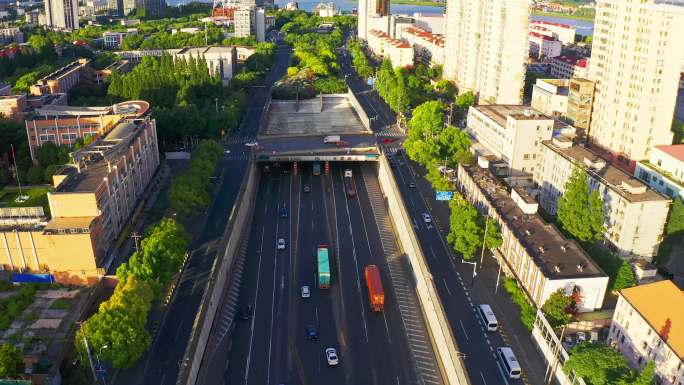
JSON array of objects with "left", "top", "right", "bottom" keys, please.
[
  {"left": 176, "top": 160, "right": 260, "bottom": 385},
  {"left": 376, "top": 154, "right": 471, "bottom": 385}
]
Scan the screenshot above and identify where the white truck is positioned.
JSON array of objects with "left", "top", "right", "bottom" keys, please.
[{"left": 324, "top": 135, "right": 341, "bottom": 143}]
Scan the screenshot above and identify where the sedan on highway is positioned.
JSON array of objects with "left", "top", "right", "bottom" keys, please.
[
  {"left": 277, "top": 238, "right": 286, "bottom": 250},
  {"left": 303, "top": 184, "right": 311, "bottom": 193},
  {"left": 245, "top": 141, "right": 259, "bottom": 147},
  {"left": 301, "top": 285, "right": 311, "bottom": 298},
  {"left": 421, "top": 213, "right": 432, "bottom": 224},
  {"left": 325, "top": 348, "right": 339, "bottom": 366}
]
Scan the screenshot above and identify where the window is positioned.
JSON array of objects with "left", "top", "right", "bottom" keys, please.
[{"left": 61, "top": 133, "right": 77, "bottom": 141}]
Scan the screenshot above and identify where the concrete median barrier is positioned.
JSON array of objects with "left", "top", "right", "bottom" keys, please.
[{"left": 376, "top": 155, "right": 471, "bottom": 385}]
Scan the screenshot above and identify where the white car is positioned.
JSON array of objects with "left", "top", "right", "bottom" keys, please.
[
  {"left": 301, "top": 285, "right": 311, "bottom": 298},
  {"left": 245, "top": 141, "right": 259, "bottom": 147},
  {"left": 421, "top": 213, "right": 432, "bottom": 224},
  {"left": 325, "top": 348, "right": 339, "bottom": 366},
  {"left": 277, "top": 238, "right": 286, "bottom": 250},
  {"left": 224, "top": 149, "right": 231, "bottom": 154}
]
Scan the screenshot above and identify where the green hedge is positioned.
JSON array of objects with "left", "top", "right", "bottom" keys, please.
[
  {"left": 502, "top": 277, "right": 536, "bottom": 330},
  {"left": 0, "top": 285, "right": 37, "bottom": 330}
]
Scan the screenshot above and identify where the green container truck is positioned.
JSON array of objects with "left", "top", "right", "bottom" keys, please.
[{"left": 317, "top": 244, "right": 331, "bottom": 289}]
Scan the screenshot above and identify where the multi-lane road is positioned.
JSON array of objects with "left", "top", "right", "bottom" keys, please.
[{"left": 225, "top": 161, "right": 441, "bottom": 385}]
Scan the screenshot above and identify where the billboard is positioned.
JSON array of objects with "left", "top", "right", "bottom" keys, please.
[{"left": 436, "top": 191, "right": 454, "bottom": 201}]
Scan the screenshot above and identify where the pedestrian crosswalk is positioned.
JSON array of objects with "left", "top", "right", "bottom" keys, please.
[
  {"left": 362, "top": 165, "right": 443, "bottom": 385},
  {"left": 375, "top": 130, "right": 405, "bottom": 138},
  {"left": 223, "top": 152, "right": 251, "bottom": 161}
]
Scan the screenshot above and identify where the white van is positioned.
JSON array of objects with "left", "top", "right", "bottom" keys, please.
[
  {"left": 477, "top": 304, "right": 499, "bottom": 332},
  {"left": 497, "top": 347, "right": 522, "bottom": 379},
  {"left": 324, "top": 135, "right": 341, "bottom": 143}
]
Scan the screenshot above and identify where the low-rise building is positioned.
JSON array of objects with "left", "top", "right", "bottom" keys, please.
[
  {"left": 400, "top": 26, "right": 445, "bottom": 66},
  {"left": 116, "top": 46, "right": 238, "bottom": 85},
  {"left": 0, "top": 93, "right": 68, "bottom": 121},
  {"left": 0, "top": 27, "right": 25, "bottom": 44},
  {"left": 367, "top": 29, "right": 413, "bottom": 68},
  {"left": 315, "top": 2, "right": 338, "bottom": 17},
  {"left": 24, "top": 100, "right": 149, "bottom": 160},
  {"left": 608, "top": 280, "right": 684, "bottom": 385},
  {"left": 530, "top": 78, "right": 595, "bottom": 131},
  {"left": 29, "top": 58, "right": 92, "bottom": 96},
  {"left": 410, "top": 12, "right": 446, "bottom": 35},
  {"left": 466, "top": 105, "right": 559, "bottom": 177},
  {"left": 635, "top": 145, "right": 684, "bottom": 201},
  {"left": 0, "top": 81, "right": 11, "bottom": 96},
  {"left": 534, "top": 136, "right": 671, "bottom": 260},
  {"left": 529, "top": 19, "right": 575, "bottom": 44},
  {"left": 0, "top": 101, "right": 159, "bottom": 284},
  {"left": 550, "top": 55, "right": 589, "bottom": 79},
  {"left": 528, "top": 31, "right": 562, "bottom": 59},
  {"left": 456, "top": 159, "right": 609, "bottom": 311},
  {"left": 102, "top": 30, "right": 137, "bottom": 48}
]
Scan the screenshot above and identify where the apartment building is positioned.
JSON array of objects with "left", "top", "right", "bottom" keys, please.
[
  {"left": 534, "top": 136, "right": 671, "bottom": 260},
  {"left": 550, "top": 56, "right": 589, "bottom": 79},
  {"left": 411, "top": 12, "right": 445, "bottom": 35},
  {"left": 466, "top": 105, "right": 564, "bottom": 177},
  {"left": 29, "top": 59, "right": 91, "bottom": 96},
  {"left": 443, "top": 0, "right": 530, "bottom": 104},
  {"left": 24, "top": 100, "right": 149, "bottom": 160},
  {"left": 0, "top": 27, "right": 25, "bottom": 44},
  {"left": 635, "top": 145, "right": 684, "bottom": 201},
  {"left": 234, "top": 5, "right": 266, "bottom": 42},
  {"left": 367, "top": 29, "right": 413, "bottom": 68},
  {"left": 456, "top": 159, "right": 609, "bottom": 311},
  {"left": 529, "top": 20, "right": 575, "bottom": 45},
  {"left": 531, "top": 78, "right": 595, "bottom": 131},
  {"left": 400, "top": 26, "right": 445, "bottom": 66},
  {"left": 44, "top": 0, "right": 79, "bottom": 30},
  {"left": 0, "top": 101, "right": 159, "bottom": 284},
  {"left": 588, "top": 0, "right": 684, "bottom": 169},
  {"left": 608, "top": 280, "right": 684, "bottom": 385},
  {"left": 528, "top": 31, "right": 562, "bottom": 59}
]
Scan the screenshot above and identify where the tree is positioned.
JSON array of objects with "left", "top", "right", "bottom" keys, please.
[
  {"left": 435, "top": 79, "right": 457, "bottom": 101},
  {"left": 26, "top": 165, "right": 45, "bottom": 185},
  {"left": 557, "top": 168, "right": 606, "bottom": 243},
  {"left": 613, "top": 261, "right": 636, "bottom": 291},
  {"left": 541, "top": 289, "right": 573, "bottom": 327},
  {"left": 0, "top": 343, "right": 24, "bottom": 379},
  {"left": 404, "top": 101, "right": 445, "bottom": 167},
  {"left": 454, "top": 91, "right": 476, "bottom": 120},
  {"left": 484, "top": 217, "right": 502, "bottom": 250},
  {"left": 665, "top": 198, "right": 684, "bottom": 236},
  {"left": 35, "top": 142, "right": 59, "bottom": 167},
  {"left": 447, "top": 199, "right": 483, "bottom": 259},
  {"left": 436, "top": 125, "right": 471, "bottom": 166},
  {"left": 628, "top": 361, "right": 655, "bottom": 385},
  {"left": 564, "top": 342, "right": 632, "bottom": 385}
]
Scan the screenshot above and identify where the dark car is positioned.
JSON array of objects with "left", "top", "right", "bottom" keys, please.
[
  {"left": 280, "top": 206, "right": 288, "bottom": 218},
  {"left": 307, "top": 324, "right": 318, "bottom": 341},
  {"left": 408, "top": 181, "right": 416, "bottom": 188},
  {"left": 241, "top": 304, "right": 253, "bottom": 320},
  {"left": 303, "top": 185, "right": 311, "bottom": 193}
]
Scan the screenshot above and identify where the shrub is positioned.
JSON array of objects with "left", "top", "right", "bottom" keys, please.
[{"left": 503, "top": 277, "right": 537, "bottom": 330}]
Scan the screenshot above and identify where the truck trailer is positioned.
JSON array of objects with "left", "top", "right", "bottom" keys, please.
[
  {"left": 317, "top": 244, "right": 331, "bottom": 289},
  {"left": 364, "top": 265, "right": 384, "bottom": 312}
]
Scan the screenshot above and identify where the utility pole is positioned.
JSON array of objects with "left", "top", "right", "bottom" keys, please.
[
  {"left": 10, "top": 144, "right": 24, "bottom": 199},
  {"left": 479, "top": 213, "right": 489, "bottom": 267},
  {"left": 131, "top": 231, "right": 141, "bottom": 253},
  {"left": 544, "top": 324, "right": 567, "bottom": 385}
]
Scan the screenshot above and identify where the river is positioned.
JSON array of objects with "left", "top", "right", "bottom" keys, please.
[{"left": 168, "top": 0, "right": 594, "bottom": 34}]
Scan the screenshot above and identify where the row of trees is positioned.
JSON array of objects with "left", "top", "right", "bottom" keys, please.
[
  {"left": 564, "top": 342, "right": 655, "bottom": 385},
  {"left": 75, "top": 218, "right": 190, "bottom": 369},
  {"left": 168, "top": 140, "right": 224, "bottom": 217}
]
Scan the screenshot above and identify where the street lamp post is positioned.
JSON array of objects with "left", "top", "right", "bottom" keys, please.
[
  {"left": 479, "top": 213, "right": 489, "bottom": 267},
  {"left": 461, "top": 259, "right": 477, "bottom": 288}
]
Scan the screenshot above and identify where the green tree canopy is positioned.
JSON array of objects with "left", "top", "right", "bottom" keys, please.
[
  {"left": 0, "top": 343, "right": 25, "bottom": 379},
  {"left": 557, "top": 168, "right": 606, "bottom": 243},
  {"left": 665, "top": 198, "right": 684, "bottom": 236},
  {"left": 447, "top": 199, "right": 482, "bottom": 259},
  {"left": 541, "top": 289, "right": 573, "bottom": 327},
  {"left": 613, "top": 261, "right": 636, "bottom": 291},
  {"left": 564, "top": 342, "right": 632, "bottom": 385}
]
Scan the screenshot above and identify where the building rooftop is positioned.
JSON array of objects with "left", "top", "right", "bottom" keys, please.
[
  {"left": 403, "top": 26, "right": 445, "bottom": 47},
  {"left": 530, "top": 19, "right": 573, "bottom": 29},
  {"left": 369, "top": 29, "right": 412, "bottom": 49},
  {"left": 472, "top": 105, "right": 553, "bottom": 127},
  {"left": 36, "top": 59, "right": 89, "bottom": 84},
  {"left": 553, "top": 55, "right": 588, "bottom": 68},
  {"left": 543, "top": 139, "right": 670, "bottom": 203},
  {"left": 44, "top": 216, "right": 96, "bottom": 231},
  {"left": 463, "top": 163, "right": 605, "bottom": 280},
  {"left": 653, "top": 144, "right": 684, "bottom": 163},
  {"left": 529, "top": 31, "right": 557, "bottom": 41},
  {"left": 620, "top": 280, "right": 684, "bottom": 360}
]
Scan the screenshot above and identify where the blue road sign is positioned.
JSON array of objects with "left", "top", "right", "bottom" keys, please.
[
  {"left": 436, "top": 191, "right": 454, "bottom": 201},
  {"left": 367, "top": 77, "right": 375, "bottom": 86}
]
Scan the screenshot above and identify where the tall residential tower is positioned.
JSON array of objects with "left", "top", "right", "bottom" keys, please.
[
  {"left": 44, "top": 0, "right": 79, "bottom": 30},
  {"left": 443, "top": 0, "right": 530, "bottom": 105},
  {"left": 588, "top": 0, "right": 684, "bottom": 169}
]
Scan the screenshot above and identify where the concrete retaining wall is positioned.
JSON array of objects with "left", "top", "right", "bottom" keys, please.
[
  {"left": 347, "top": 87, "right": 371, "bottom": 131},
  {"left": 376, "top": 155, "right": 471, "bottom": 385},
  {"left": 177, "top": 160, "right": 260, "bottom": 385}
]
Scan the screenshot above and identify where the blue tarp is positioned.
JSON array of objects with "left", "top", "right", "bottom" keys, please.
[{"left": 11, "top": 273, "right": 55, "bottom": 284}]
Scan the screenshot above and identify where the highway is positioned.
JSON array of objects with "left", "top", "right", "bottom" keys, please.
[
  {"left": 111, "top": 41, "right": 292, "bottom": 385},
  {"left": 225, "top": 161, "right": 441, "bottom": 385}
]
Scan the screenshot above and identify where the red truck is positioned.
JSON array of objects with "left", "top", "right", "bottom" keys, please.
[{"left": 364, "top": 265, "right": 385, "bottom": 312}]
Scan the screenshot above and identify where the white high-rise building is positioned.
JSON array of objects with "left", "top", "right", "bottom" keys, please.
[
  {"left": 235, "top": 5, "right": 266, "bottom": 42},
  {"left": 443, "top": 0, "right": 529, "bottom": 105},
  {"left": 588, "top": 0, "right": 684, "bottom": 169},
  {"left": 44, "top": 0, "right": 79, "bottom": 30}
]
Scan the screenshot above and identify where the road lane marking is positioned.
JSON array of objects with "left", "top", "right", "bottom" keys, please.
[
  {"left": 459, "top": 320, "right": 469, "bottom": 341},
  {"left": 315, "top": 306, "right": 319, "bottom": 325},
  {"left": 429, "top": 246, "right": 437, "bottom": 260},
  {"left": 383, "top": 311, "right": 392, "bottom": 343},
  {"left": 442, "top": 278, "right": 451, "bottom": 295},
  {"left": 244, "top": 227, "right": 265, "bottom": 384},
  {"left": 173, "top": 320, "right": 184, "bottom": 342},
  {"left": 266, "top": 218, "right": 280, "bottom": 385},
  {"left": 480, "top": 371, "right": 488, "bottom": 385}
]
